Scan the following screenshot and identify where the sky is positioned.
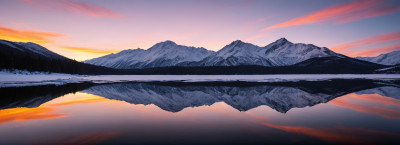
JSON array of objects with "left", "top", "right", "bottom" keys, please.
[{"left": 0, "top": 0, "right": 400, "bottom": 61}]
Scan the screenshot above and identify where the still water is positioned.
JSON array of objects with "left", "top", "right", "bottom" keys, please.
[{"left": 0, "top": 79, "right": 400, "bottom": 145}]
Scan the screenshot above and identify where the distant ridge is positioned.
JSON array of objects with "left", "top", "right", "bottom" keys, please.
[
  {"left": 355, "top": 50, "right": 400, "bottom": 65},
  {"left": 0, "top": 39, "right": 67, "bottom": 60}
]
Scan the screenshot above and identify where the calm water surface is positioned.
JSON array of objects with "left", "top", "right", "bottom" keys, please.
[{"left": 0, "top": 80, "right": 400, "bottom": 145}]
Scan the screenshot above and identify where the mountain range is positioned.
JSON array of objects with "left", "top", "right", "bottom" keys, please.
[
  {"left": 1, "top": 38, "right": 399, "bottom": 74},
  {"left": 84, "top": 38, "right": 347, "bottom": 69}
]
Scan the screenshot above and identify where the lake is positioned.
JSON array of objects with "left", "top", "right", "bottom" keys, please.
[{"left": 1, "top": 79, "right": 400, "bottom": 145}]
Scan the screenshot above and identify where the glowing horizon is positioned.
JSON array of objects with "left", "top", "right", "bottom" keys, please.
[{"left": 1, "top": 0, "right": 399, "bottom": 61}]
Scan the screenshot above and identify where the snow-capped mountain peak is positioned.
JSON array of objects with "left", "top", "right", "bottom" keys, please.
[
  {"left": 230, "top": 40, "right": 245, "bottom": 45},
  {"left": 261, "top": 38, "right": 292, "bottom": 49},
  {"left": 271, "top": 37, "right": 292, "bottom": 46},
  {"left": 206, "top": 40, "right": 263, "bottom": 63},
  {"left": 151, "top": 40, "right": 177, "bottom": 48}
]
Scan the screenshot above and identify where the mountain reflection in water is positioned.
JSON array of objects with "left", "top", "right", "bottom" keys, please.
[
  {"left": 1, "top": 79, "right": 398, "bottom": 113},
  {"left": 0, "top": 79, "right": 400, "bottom": 145},
  {"left": 81, "top": 80, "right": 396, "bottom": 113}
]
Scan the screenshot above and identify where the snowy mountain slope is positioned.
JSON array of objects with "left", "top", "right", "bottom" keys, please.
[
  {"left": 83, "top": 40, "right": 215, "bottom": 69},
  {"left": 178, "top": 40, "right": 275, "bottom": 66},
  {"left": 180, "top": 38, "right": 343, "bottom": 67},
  {"left": 0, "top": 39, "right": 67, "bottom": 60},
  {"left": 180, "top": 38, "right": 344, "bottom": 67},
  {"left": 261, "top": 38, "right": 343, "bottom": 66},
  {"left": 80, "top": 81, "right": 377, "bottom": 113},
  {"left": 355, "top": 51, "right": 400, "bottom": 65}
]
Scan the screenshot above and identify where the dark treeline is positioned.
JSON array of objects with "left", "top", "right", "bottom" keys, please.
[
  {"left": 0, "top": 49, "right": 122, "bottom": 75},
  {"left": 375, "top": 64, "right": 400, "bottom": 74},
  {"left": 123, "top": 65, "right": 383, "bottom": 75},
  {"left": 128, "top": 56, "right": 386, "bottom": 74}
]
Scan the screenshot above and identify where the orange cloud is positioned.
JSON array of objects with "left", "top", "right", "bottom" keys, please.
[
  {"left": 330, "top": 98, "right": 400, "bottom": 119},
  {"left": 25, "top": 0, "right": 125, "bottom": 18},
  {"left": 61, "top": 132, "right": 121, "bottom": 145},
  {"left": 51, "top": 97, "right": 111, "bottom": 106},
  {"left": 345, "top": 43, "right": 400, "bottom": 57},
  {"left": 0, "top": 25, "right": 67, "bottom": 44},
  {"left": 332, "top": 30, "right": 400, "bottom": 52},
  {"left": 263, "top": 123, "right": 400, "bottom": 144},
  {"left": 0, "top": 107, "right": 69, "bottom": 125},
  {"left": 57, "top": 46, "right": 120, "bottom": 55},
  {"left": 263, "top": 0, "right": 400, "bottom": 30}
]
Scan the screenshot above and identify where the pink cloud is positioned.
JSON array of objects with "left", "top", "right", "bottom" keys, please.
[
  {"left": 331, "top": 30, "right": 400, "bottom": 52},
  {"left": 346, "top": 43, "right": 400, "bottom": 57},
  {"left": 335, "top": 4, "right": 400, "bottom": 24},
  {"left": 24, "top": 0, "right": 125, "bottom": 18},
  {"left": 262, "top": 0, "right": 400, "bottom": 30}
]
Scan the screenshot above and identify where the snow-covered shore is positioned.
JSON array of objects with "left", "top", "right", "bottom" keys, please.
[
  {"left": 1, "top": 70, "right": 400, "bottom": 88},
  {"left": 0, "top": 70, "right": 88, "bottom": 88}
]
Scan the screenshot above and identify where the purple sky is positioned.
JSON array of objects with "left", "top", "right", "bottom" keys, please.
[{"left": 0, "top": 0, "right": 399, "bottom": 60}]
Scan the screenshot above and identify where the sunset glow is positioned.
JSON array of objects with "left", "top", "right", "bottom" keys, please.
[{"left": 0, "top": 0, "right": 399, "bottom": 60}]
